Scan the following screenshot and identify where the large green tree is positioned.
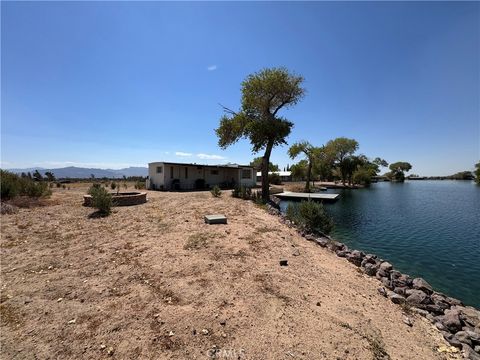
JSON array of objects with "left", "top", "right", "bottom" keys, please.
[
  {"left": 388, "top": 161, "right": 412, "bottom": 182},
  {"left": 215, "top": 67, "right": 305, "bottom": 201},
  {"left": 288, "top": 141, "right": 319, "bottom": 192},
  {"left": 290, "top": 160, "right": 308, "bottom": 181},
  {"left": 249, "top": 157, "right": 279, "bottom": 172},
  {"left": 325, "top": 137, "right": 359, "bottom": 185}
]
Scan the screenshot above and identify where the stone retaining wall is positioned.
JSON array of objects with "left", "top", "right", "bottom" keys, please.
[
  {"left": 83, "top": 192, "right": 147, "bottom": 207},
  {"left": 266, "top": 202, "right": 480, "bottom": 359}
]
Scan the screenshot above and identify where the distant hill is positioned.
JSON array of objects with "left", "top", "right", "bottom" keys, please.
[{"left": 7, "top": 166, "right": 148, "bottom": 179}]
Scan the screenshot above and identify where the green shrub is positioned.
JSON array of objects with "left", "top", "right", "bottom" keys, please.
[
  {"left": 1, "top": 170, "right": 51, "bottom": 200},
  {"left": 134, "top": 181, "right": 146, "bottom": 190},
  {"left": 286, "top": 200, "right": 334, "bottom": 235},
  {"left": 353, "top": 167, "right": 372, "bottom": 186},
  {"left": 88, "top": 185, "right": 112, "bottom": 215},
  {"left": 210, "top": 185, "right": 222, "bottom": 198},
  {"left": 268, "top": 173, "right": 282, "bottom": 185},
  {"left": 232, "top": 186, "right": 252, "bottom": 200},
  {"left": 110, "top": 182, "right": 117, "bottom": 190}
]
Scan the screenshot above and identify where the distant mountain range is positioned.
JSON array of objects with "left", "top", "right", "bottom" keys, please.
[{"left": 7, "top": 166, "right": 148, "bottom": 179}]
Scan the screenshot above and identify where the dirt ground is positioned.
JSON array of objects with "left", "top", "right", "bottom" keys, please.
[{"left": 1, "top": 185, "right": 457, "bottom": 359}]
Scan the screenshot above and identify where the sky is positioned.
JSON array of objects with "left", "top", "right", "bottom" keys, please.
[{"left": 1, "top": 1, "right": 479, "bottom": 176}]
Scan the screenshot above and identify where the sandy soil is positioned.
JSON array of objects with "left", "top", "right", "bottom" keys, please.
[{"left": 1, "top": 185, "right": 457, "bottom": 359}]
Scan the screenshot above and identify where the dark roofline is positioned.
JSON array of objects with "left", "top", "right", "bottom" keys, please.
[{"left": 150, "top": 161, "right": 253, "bottom": 169}]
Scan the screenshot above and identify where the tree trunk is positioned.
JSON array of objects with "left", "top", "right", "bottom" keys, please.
[
  {"left": 305, "top": 161, "right": 312, "bottom": 192},
  {"left": 261, "top": 141, "right": 274, "bottom": 202}
]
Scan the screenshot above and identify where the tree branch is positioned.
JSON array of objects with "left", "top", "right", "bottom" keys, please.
[{"left": 218, "top": 103, "right": 238, "bottom": 116}]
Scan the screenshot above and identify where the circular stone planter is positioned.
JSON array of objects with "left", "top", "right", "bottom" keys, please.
[{"left": 83, "top": 192, "right": 147, "bottom": 207}]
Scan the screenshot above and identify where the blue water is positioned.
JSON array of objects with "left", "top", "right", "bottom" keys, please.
[{"left": 280, "top": 181, "right": 480, "bottom": 308}]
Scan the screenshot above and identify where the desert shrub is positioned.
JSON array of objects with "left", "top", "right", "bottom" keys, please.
[
  {"left": 1, "top": 203, "right": 18, "bottom": 215},
  {"left": 88, "top": 185, "right": 113, "bottom": 215},
  {"left": 210, "top": 185, "right": 222, "bottom": 198},
  {"left": 1, "top": 170, "right": 51, "bottom": 200},
  {"left": 232, "top": 186, "right": 252, "bottom": 200},
  {"left": 134, "top": 181, "right": 146, "bottom": 190},
  {"left": 268, "top": 173, "right": 282, "bottom": 185},
  {"left": 286, "top": 200, "right": 333, "bottom": 235},
  {"left": 56, "top": 182, "right": 61, "bottom": 188},
  {"left": 110, "top": 182, "right": 117, "bottom": 190}
]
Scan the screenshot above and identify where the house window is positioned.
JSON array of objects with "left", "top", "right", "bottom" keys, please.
[
  {"left": 156, "top": 166, "right": 163, "bottom": 174},
  {"left": 170, "top": 166, "right": 174, "bottom": 179},
  {"left": 241, "top": 169, "right": 251, "bottom": 179},
  {"left": 185, "top": 167, "right": 188, "bottom": 179},
  {"left": 211, "top": 170, "right": 219, "bottom": 175}
]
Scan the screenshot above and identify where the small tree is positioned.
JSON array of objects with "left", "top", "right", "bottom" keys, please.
[
  {"left": 44, "top": 171, "right": 55, "bottom": 182},
  {"left": 288, "top": 141, "right": 319, "bottom": 192},
  {"left": 286, "top": 200, "right": 333, "bottom": 235},
  {"left": 33, "top": 170, "right": 43, "bottom": 182},
  {"left": 249, "top": 157, "right": 279, "bottom": 171},
  {"left": 388, "top": 162, "right": 412, "bottom": 182},
  {"left": 88, "top": 185, "right": 112, "bottom": 216},
  {"left": 216, "top": 67, "right": 305, "bottom": 202},
  {"left": 210, "top": 185, "right": 222, "bottom": 197}
]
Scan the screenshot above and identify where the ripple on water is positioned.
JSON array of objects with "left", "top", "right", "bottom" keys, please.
[{"left": 280, "top": 181, "right": 480, "bottom": 307}]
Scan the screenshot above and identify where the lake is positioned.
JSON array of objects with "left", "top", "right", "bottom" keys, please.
[{"left": 280, "top": 181, "right": 480, "bottom": 308}]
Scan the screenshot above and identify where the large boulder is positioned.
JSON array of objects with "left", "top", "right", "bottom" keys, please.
[
  {"left": 315, "top": 238, "right": 329, "bottom": 247},
  {"left": 457, "top": 306, "right": 480, "bottom": 328},
  {"left": 405, "top": 289, "right": 429, "bottom": 305},
  {"left": 379, "top": 261, "right": 393, "bottom": 272},
  {"left": 455, "top": 331, "right": 472, "bottom": 346},
  {"left": 346, "top": 250, "right": 364, "bottom": 266},
  {"left": 412, "top": 278, "right": 433, "bottom": 294},
  {"left": 388, "top": 291, "right": 406, "bottom": 305},
  {"left": 327, "top": 241, "right": 344, "bottom": 252},
  {"left": 440, "top": 308, "right": 463, "bottom": 332},
  {"left": 363, "top": 262, "right": 379, "bottom": 276}
]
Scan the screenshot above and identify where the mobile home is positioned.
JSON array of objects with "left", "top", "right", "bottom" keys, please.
[{"left": 147, "top": 162, "right": 256, "bottom": 190}]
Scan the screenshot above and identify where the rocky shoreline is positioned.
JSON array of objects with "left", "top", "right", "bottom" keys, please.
[{"left": 266, "top": 202, "right": 480, "bottom": 359}]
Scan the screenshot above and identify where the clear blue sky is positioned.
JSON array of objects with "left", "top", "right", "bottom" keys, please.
[{"left": 1, "top": 1, "right": 479, "bottom": 175}]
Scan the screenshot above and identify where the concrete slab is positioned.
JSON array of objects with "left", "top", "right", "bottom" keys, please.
[{"left": 204, "top": 214, "right": 227, "bottom": 224}]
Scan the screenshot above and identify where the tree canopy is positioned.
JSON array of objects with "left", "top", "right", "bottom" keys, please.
[
  {"left": 388, "top": 161, "right": 412, "bottom": 182},
  {"left": 288, "top": 140, "right": 319, "bottom": 191},
  {"left": 325, "top": 137, "right": 359, "bottom": 185},
  {"left": 249, "top": 157, "right": 279, "bottom": 172},
  {"left": 475, "top": 162, "right": 480, "bottom": 185},
  {"left": 215, "top": 67, "right": 305, "bottom": 201}
]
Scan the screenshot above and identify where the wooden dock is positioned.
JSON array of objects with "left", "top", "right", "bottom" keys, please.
[{"left": 275, "top": 191, "right": 340, "bottom": 202}]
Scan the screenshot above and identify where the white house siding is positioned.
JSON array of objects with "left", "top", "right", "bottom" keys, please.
[{"left": 148, "top": 162, "right": 256, "bottom": 190}]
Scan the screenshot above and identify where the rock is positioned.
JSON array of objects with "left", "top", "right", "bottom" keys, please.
[
  {"left": 426, "top": 313, "right": 435, "bottom": 323},
  {"left": 442, "top": 332, "right": 463, "bottom": 349},
  {"left": 328, "top": 241, "right": 344, "bottom": 252},
  {"left": 379, "top": 262, "right": 393, "bottom": 273},
  {"left": 475, "top": 345, "right": 480, "bottom": 354},
  {"left": 390, "top": 270, "right": 401, "bottom": 279},
  {"left": 279, "top": 260, "right": 288, "bottom": 266},
  {"left": 380, "top": 277, "right": 392, "bottom": 289},
  {"left": 377, "top": 287, "right": 387, "bottom": 297},
  {"left": 335, "top": 249, "right": 348, "bottom": 258},
  {"left": 405, "top": 289, "right": 429, "bottom": 305},
  {"left": 346, "top": 250, "right": 364, "bottom": 267},
  {"left": 458, "top": 306, "right": 480, "bottom": 328},
  {"left": 363, "top": 263, "right": 378, "bottom": 276},
  {"left": 376, "top": 269, "right": 390, "bottom": 279},
  {"left": 455, "top": 331, "right": 472, "bottom": 346},
  {"left": 412, "top": 307, "right": 429, "bottom": 317},
  {"left": 68, "top": 319, "right": 76, "bottom": 325},
  {"left": 392, "top": 274, "right": 412, "bottom": 288},
  {"left": 412, "top": 278, "right": 433, "bottom": 294},
  {"left": 403, "top": 316, "right": 413, "bottom": 327},
  {"left": 168, "top": 331, "right": 175, "bottom": 337},
  {"left": 292, "top": 248, "right": 300, "bottom": 256},
  {"left": 445, "top": 297, "right": 463, "bottom": 307},
  {"left": 462, "top": 344, "right": 480, "bottom": 360},
  {"left": 441, "top": 308, "right": 463, "bottom": 332},
  {"left": 219, "top": 320, "right": 226, "bottom": 326},
  {"left": 465, "top": 330, "right": 480, "bottom": 342},
  {"left": 424, "top": 304, "right": 446, "bottom": 315},
  {"left": 107, "top": 347, "right": 114, "bottom": 356},
  {"left": 430, "top": 293, "right": 450, "bottom": 311},
  {"left": 305, "top": 234, "right": 316, "bottom": 241},
  {"left": 315, "top": 238, "right": 328, "bottom": 247},
  {"left": 201, "top": 328, "right": 209, "bottom": 335},
  {"left": 388, "top": 292, "right": 406, "bottom": 305},
  {"left": 435, "top": 322, "right": 446, "bottom": 331},
  {"left": 393, "top": 287, "right": 408, "bottom": 296}
]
